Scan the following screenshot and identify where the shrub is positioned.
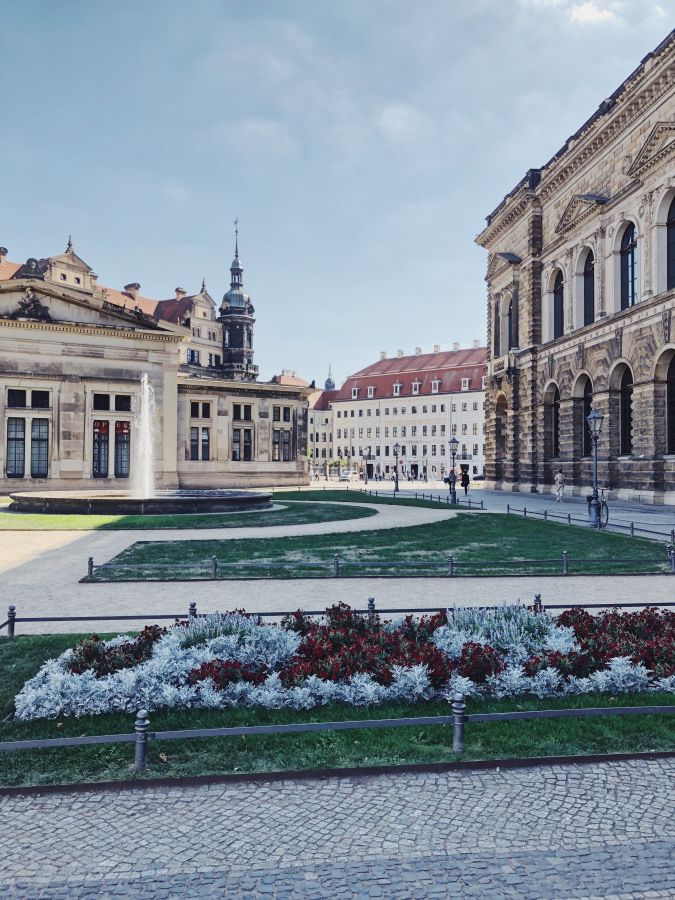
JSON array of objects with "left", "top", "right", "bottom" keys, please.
[
  {"left": 68, "top": 625, "right": 166, "bottom": 677},
  {"left": 457, "top": 642, "right": 503, "bottom": 683},
  {"left": 188, "top": 659, "right": 269, "bottom": 689}
]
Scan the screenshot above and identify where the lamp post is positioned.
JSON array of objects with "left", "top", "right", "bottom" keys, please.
[
  {"left": 586, "top": 408, "right": 604, "bottom": 528},
  {"left": 448, "top": 437, "right": 459, "bottom": 504},
  {"left": 364, "top": 446, "right": 371, "bottom": 485},
  {"left": 393, "top": 442, "right": 400, "bottom": 494}
]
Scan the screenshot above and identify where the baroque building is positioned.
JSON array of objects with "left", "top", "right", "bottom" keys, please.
[
  {"left": 0, "top": 238, "right": 309, "bottom": 491},
  {"left": 477, "top": 29, "right": 675, "bottom": 503}
]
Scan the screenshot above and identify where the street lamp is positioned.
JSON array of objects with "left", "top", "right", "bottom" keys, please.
[
  {"left": 393, "top": 442, "right": 400, "bottom": 494},
  {"left": 448, "top": 437, "right": 459, "bottom": 504},
  {"left": 586, "top": 408, "right": 604, "bottom": 528},
  {"left": 364, "top": 446, "right": 371, "bottom": 485}
]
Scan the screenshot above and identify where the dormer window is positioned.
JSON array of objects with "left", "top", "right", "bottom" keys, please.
[
  {"left": 431, "top": 379, "right": 440, "bottom": 394},
  {"left": 74, "top": 277, "right": 81, "bottom": 285},
  {"left": 412, "top": 381, "right": 421, "bottom": 395},
  {"left": 367, "top": 386, "right": 375, "bottom": 399},
  {"left": 393, "top": 383, "right": 402, "bottom": 397},
  {"left": 461, "top": 378, "right": 470, "bottom": 391},
  {"left": 60, "top": 273, "right": 66, "bottom": 281},
  {"left": 352, "top": 387, "right": 359, "bottom": 399}
]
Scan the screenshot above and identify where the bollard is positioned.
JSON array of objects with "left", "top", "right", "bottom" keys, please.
[
  {"left": 134, "top": 709, "right": 151, "bottom": 771},
  {"left": 630, "top": 522, "right": 635, "bottom": 537},
  {"left": 87, "top": 556, "right": 94, "bottom": 578},
  {"left": 562, "top": 550, "right": 569, "bottom": 575},
  {"left": 7, "top": 605, "right": 16, "bottom": 640},
  {"left": 669, "top": 548, "right": 675, "bottom": 574},
  {"left": 480, "top": 500, "right": 484, "bottom": 510},
  {"left": 533, "top": 593, "right": 542, "bottom": 614},
  {"left": 452, "top": 694, "right": 466, "bottom": 753},
  {"left": 333, "top": 555, "right": 340, "bottom": 577},
  {"left": 188, "top": 601, "right": 197, "bottom": 619},
  {"left": 506, "top": 504, "right": 510, "bottom": 515},
  {"left": 211, "top": 556, "right": 218, "bottom": 579},
  {"left": 567, "top": 513, "right": 571, "bottom": 526},
  {"left": 543, "top": 509, "right": 548, "bottom": 522},
  {"left": 447, "top": 555, "right": 454, "bottom": 577},
  {"left": 367, "top": 597, "right": 376, "bottom": 623}
]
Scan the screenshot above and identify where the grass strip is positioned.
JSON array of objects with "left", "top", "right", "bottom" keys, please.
[{"left": 1, "top": 634, "right": 674, "bottom": 788}]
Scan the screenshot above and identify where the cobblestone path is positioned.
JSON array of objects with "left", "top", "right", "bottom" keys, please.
[{"left": 3, "top": 758, "right": 675, "bottom": 897}]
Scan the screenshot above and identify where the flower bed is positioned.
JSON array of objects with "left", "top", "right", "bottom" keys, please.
[{"left": 14, "top": 604, "right": 675, "bottom": 720}]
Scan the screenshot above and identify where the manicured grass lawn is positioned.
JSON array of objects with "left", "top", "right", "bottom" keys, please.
[
  {"left": 276, "top": 488, "right": 459, "bottom": 509},
  {"left": 89, "top": 512, "right": 668, "bottom": 581},
  {"left": 0, "top": 500, "right": 376, "bottom": 531},
  {"left": 1, "top": 633, "right": 674, "bottom": 788}
]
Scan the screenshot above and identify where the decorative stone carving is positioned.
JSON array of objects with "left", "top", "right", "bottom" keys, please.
[
  {"left": 574, "top": 343, "right": 585, "bottom": 372},
  {"left": 611, "top": 327, "right": 623, "bottom": 360},
  {"left": 663, "top": 308, "right": 672, "bottom": 344},
  {"left": 9, "top": 288, "right": 51, "bottom": 322}
]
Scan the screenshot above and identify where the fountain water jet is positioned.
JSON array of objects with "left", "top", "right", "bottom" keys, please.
[{"left": 133, "top": 373, "right": 156, "bottom": 499}]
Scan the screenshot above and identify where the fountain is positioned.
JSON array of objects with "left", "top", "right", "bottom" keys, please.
[{"left": 9, "top": 373, "right": 272, "bottom": 515}]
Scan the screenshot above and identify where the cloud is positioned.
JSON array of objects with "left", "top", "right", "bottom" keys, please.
[
  {"left": 207, "top": 117, "right": 296, "bottom": 154},
  {"left": 376, "top": 103, "right": 435, "bottom": 145},
  {"left": 160, "top": 181, "right": 191, "bottom": 206},
  {"left": 570, "top": 2, "right": 619, "bottom": 23}
]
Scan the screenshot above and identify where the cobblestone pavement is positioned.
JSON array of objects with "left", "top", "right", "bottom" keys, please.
[{"left": 2, "top": 759, "right": 675, "bottom": 897}]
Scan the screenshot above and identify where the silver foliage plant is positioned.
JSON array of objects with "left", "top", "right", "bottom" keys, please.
[{"left": 13, "top": 608, "right": 672, "bottom": 721}]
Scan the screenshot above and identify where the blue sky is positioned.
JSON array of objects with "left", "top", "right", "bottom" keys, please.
[{"left": 2, "top": 0, "right": 673, "bottom": 383}]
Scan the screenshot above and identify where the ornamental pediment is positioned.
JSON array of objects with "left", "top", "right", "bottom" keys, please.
[
  {"left": 628, "top": 121, "right": 675, "bottom": 178},
  {"left": 555, "top": 193, "right": 608, "bottom": 235}
]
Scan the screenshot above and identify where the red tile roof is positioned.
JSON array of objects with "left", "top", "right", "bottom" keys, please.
[
  {"left": 309, "top": 389, "right": 338, "bottom": 410},
  {"left": 270, "top": 372, "right": 311, "bottom": 387},
  {"left": 0, "top": 260, "right": 22, "bottom": 280}
]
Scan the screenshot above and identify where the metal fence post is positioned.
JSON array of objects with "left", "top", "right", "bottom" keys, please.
[
  {"left": 481, "top": 499, "right": 484, "bottom": 510},
  {"left": 189, "top": 601, "right": 197, "bottom": 619},
  {"left": 671, "top": 528, "right": 675, "bottom": 546},
  {"left": 562, "top": 550, "right": 569, "bottom": 575},
  {"left": 543, "top": 509, "right": 548, "bottom": 522},
  {"left": 211, "top": 556, "right": 218, "bottom": 579},
  {"left": 134, "top": 709, "right": 150, "bottom": 771},
  {"left": 367, "top": 597, "right": 376, "bottom": 623},
  {"left": 567, "top": 513, "right": 571, "bottom": 526},
  {"left": 506, "top": 504, "right": 510, "bottom": 515},
  {"left": 333, "top": 555, "right": 340, "bottom": 577},
  {"left": 7, "top": 605, "right": 16, "bottom": 640},
  {"left": 87, "top": 556, "right": 94, "bottom": 578},
  {"left": 523, "top": 507, "right": 527, "bottom": 518},
  {"left": 533, "top": 593, "right": 543, "bottom": 614},
  {"left": 452, "top": 693, "right": 465, "bottom": 753},
  {"left": 669, "top": 548, "right": 675, "bottom": 574},
  {"left": 447, "top": 555, "right": 454, "bottom": 577}
]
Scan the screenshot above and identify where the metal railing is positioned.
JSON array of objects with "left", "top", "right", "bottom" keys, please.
[
  {"left": 359, "top": 488, "right": 484, "bottom": 510},
  {"left": 2, "top": 696, "right": 674, "bottom": 771},
  {"left": 82, "top": 546, "right": 675, "bottom": 581},
  {"left": 506, "top": 503, "right": 675, "bottom": 544}
]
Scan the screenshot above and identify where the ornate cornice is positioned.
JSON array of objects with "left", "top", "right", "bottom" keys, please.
[{"left": 0, "top": 317, "right": 184, "bottom": 342}]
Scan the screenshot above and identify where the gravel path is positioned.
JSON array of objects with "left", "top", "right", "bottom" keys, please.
[{"left": 2, "top": 758, "right": 675, "bottom": 897}]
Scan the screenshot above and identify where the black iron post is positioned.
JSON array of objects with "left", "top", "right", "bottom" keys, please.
[
  {"left": 587, "top": 410, "right": 603, "bottom": 529},
  {"left": 393, "top": 445, "right": 400, "bottom": 494}
]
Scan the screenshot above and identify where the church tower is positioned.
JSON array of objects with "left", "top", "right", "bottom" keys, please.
[{"left": 218, "top": 224, "right": 258, "bottom": 381}]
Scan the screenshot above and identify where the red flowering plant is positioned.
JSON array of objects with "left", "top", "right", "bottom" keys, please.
[
  {"left": 68, "top": 625, "right": 167, "bottom": 677},
  {"left": 188, "top": 659, "right": 269, "bottom": 689},
  {"left": 457, "top": 642, "right": 504, "bottom": 683}
]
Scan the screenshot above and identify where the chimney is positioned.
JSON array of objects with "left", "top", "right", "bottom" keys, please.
[
  {"left": 433, "top": 344, "right": 440, "bottom": 353},
  {"left": 473, "top": 339, "right": 480, "bottom": 349},
  {"left": 175, "top": 287, "right": 186, "bottom": 299},
  {"left": 124, "top": 282, "right": 141, "bottom": 301},
  {"left": 415, "top": 347, "right": 422, "bottom": 356},
  {"left": 380, "top": 351, "right": 387, "bottom": 360},
  {"left": 452, "top": 342, "right": 460, "bottom": 351},
  {"left": 397, "top": 349, "right": 404, "bottom": 358},
  {"left": 0, "top": 247, "right": 7, "bottom": 263}
]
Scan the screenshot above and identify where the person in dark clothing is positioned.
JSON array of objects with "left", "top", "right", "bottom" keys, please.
[{"left": 461, "top": 471, "right": 470, "bottom": 495}]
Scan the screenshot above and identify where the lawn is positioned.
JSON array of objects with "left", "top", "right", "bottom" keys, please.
[
  {"left": 1, "top": 633, "right": 674, "bottom": 788},
  {"left": 87, "top": 512, "right": 669, "bottom": 581},
  {"left": 0, "top": 499, "right": 376, "bottom": 531}
]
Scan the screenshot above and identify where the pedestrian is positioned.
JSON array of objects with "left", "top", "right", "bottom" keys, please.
[
  {"left": 461, "top": 470, "right": 470, "bottom": 496},
  {"left": 554, "top": 469, "right": 565, "bottom": 502}
]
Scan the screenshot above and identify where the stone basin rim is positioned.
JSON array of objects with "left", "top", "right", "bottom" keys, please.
[{"left": 8, "top": 489, "right": 274, "bottom": 515}]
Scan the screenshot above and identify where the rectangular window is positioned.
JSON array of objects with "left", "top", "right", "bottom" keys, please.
[
  {"left": 440, "top": 404, "right": 445, "bottom": 412},
  {"left": 384, "top": 408, "right": 389, "bottom": 415},
  {"left": 358, "top": 409, "right": 363, "bottom": 417},
  {"left": 422, "top": 444, "right": 427, "bottom": 455},
  {"left": 384, "top": 427, "right": 389, "bottom": 437},
  {"left": 429, "top": 405, "right": 434, "bottom": 413},
  {"left": 233, "top": 404, "right": 242, "bottom": 420},
  {"left": 401, "top": 426, "right": 406, "bottom": 437},
  {"left": 6, "top": 417, "right": 25, "bottom": 477},
  {"left": 422, "top": 426, "right": 428, "bottom": 436},
  {"left": 375, "top": 408, "right": 380, "bottom": 416},
  {"left": 393, "top": 384, "right": 401, "bottom": 396},
  {"left": 8, "top": 389, "right": 26, "bottom": 408},
  {"left": 273, "top": 406, "right": 281, "bottom": 422},
  {"left": 367, "top": 386, "right": 374, "bottom": 398},
  {"left": 431, "top": 425, "right": 437, "bottom": 435},
  {"left": 384, "top": 445, "right": 390, "bottom": 456},
  {"left": 201, "top": 427, "right": 210, "bottom": 461},
  {"left": 473, "top": 402, "right": 478, "bottom": 411},
  {"left": 114, "top": 421, "right": 130, "bottom": 477},
  {"left": 462, "top": 403, "right": 467, "bottom": 411},
  {"left": 440, "top": 424, "right": 446, "bottom": 435},
  {"left": 452, "top": 424, "right": 457, "bottom": 435},
  {"left": 359, "top": 428, "right": 363, "bottom": 438},
  {"left": 352, "top": 387, "right": 359, "bottom": 399},
  {"left": 432, "top": 445, "right": 437, "bottom": 455},
  {"left": 431, "top": 381, "right": 440, "bottom": 393},
  {"left": 31, "top": 390, "right": 50, "bottom": 409},
  {"left": 92, "top": 420, "right": 109, "bottom": 477},
  {"left": 202, "top": 402, "right": 211, "bottom": 418},
  {"left": 93, "top": 393, "right": 110, "bottom": 411},
  {"left": 412, "top": 382, "right": 420, "bottom": 395},
  {"left": 245, "top": 405, "right": 253, "bottom": 421},
  {"left": 412, "top": 444, "right": 418, "bottom": 456},
  {"left": 462, "top": 424, "right": 468, "bottom": 434},
  {"left": 472, "top": 423, "right": 478, "bottom": 435},
  {"left": 282, "top": 430, "right": 291, "bottom": 461},
  {"left": 115, "top": 395, "right": 132, "bottom": 412},
  {"left": 208, "top": 353, "right": 213, "bottom": 367},
  {"left": 191, "top": 401, "right": 200, "bottom": 418},
  {"left": 283, "top": 407, "right": 291, "bottom": 422},
  {"left": 411, "top": 426, "right": 417, "bottom": 437},
  {"left": 367, "top": 409, "right": 371, "bottom": 417},
  {"left": 243, "top": 429, "right": 253, "bottom": 461},
  {"left": 30, "top": 420, "right": 49, "bottom": 478},
  {"left": 473, "top": 444, "right": 479, "bottom": 455},
  {"left": 232, "top": 428, "right": 241, "bottom": 461},
  {"left": 190, "top": 426, "right": 199, "bottom": 460},
  {"left": 214, "top": 355, "right": 221, "bottom": 366},
  {"left": 392, "top": 426, "right": 398, "bottom": 437}
]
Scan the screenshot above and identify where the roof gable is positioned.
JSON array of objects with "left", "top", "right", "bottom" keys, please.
[{"left": 628, "top": 120, "right": 675, "bottom": 177}]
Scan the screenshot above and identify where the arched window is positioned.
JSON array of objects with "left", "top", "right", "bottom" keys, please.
[
  {"left": 553, "top": 271, "right": 564, "bottom": 339},
  {"left": 620, "top": 368, "right": 633, "bottom": 455},
  {"left": 493, "top": 299, "right": 501, "bottom": 356},
  {"left": 507, "top": 300, "right": 514, "bottom": 350},
  {"left": 620, "top": 224, "right": 638, "bottom": 309},
  {"left": 667, "top": 197, "right": 675, "bottom": 291},
  {"left": 583, "top": 252, "right": 595, "bottom": 326},
  {"left": 552, "top": 387, "right": 560, "bottom": 458},
  {"left": 667, "top": 356, "right": 675, "bottom": 454},
  {"left": 582, "top": 379, "right": 593, "bottom": 457}
]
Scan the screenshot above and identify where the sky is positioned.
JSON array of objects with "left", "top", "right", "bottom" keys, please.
[{"left": 2, "top": 0, "right": 673, "bottom": 384}]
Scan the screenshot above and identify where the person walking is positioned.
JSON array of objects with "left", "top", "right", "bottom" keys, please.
[
  {"left": 554, "top": 469, "right": 565, "bottom": 502},
  {"left": 461, "top": 470, "right": 470, "bottom": 496}
]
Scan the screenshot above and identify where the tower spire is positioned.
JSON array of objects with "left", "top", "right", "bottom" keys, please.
[
  {"left": 66, "top": 235, "right": 73, "bottom": 253},
  {"left": 234, "top": 218, "right": 239, "bottom": 259},
  {"left": 201, "top": 276, "right": 206, "bottom": 293}
]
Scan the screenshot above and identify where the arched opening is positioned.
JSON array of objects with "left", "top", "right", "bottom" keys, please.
[
  {"left": 494, "top": 395, "right": 508, "bottom": 480},
  {"left": 668, "top": 356, "right": 675, "bottom": 453},
  {"left": 493, "top": 298, "right": 501, "bottom": 356},
  {"left": 507, "top": 299, "right": 514, "bottom": 351},
  {"left": 572, "top": 374, "right": 593, "bottom": 460},
  {"left": 583, "top": 251, "right": 595, "bottom": 326},
  {"left": 582, "top": 379, "right": 593, "bottom": 457},
  {"left": 620, "top": 223, "right": 638, "bottom": 309},
  {"left": 619, "top": 367, "right": 633, "bottom": 455},
  {"left": 544, "top": 384, "right": 560, "bottom": 460},
  {"left": 553, "top": 271, "right": 564, "bottom": 339},
  {"left": 668, "top": 196, "right": 675, "bottom": 291}
]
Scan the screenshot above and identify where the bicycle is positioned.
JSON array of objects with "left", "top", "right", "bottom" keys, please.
[{"left": 598, "top": 488, "right": 609, "bottom": 528}]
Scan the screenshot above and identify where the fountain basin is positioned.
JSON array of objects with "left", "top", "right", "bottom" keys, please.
[{"left": 8, "top": 489, "right": 273, "bottom": 515}]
